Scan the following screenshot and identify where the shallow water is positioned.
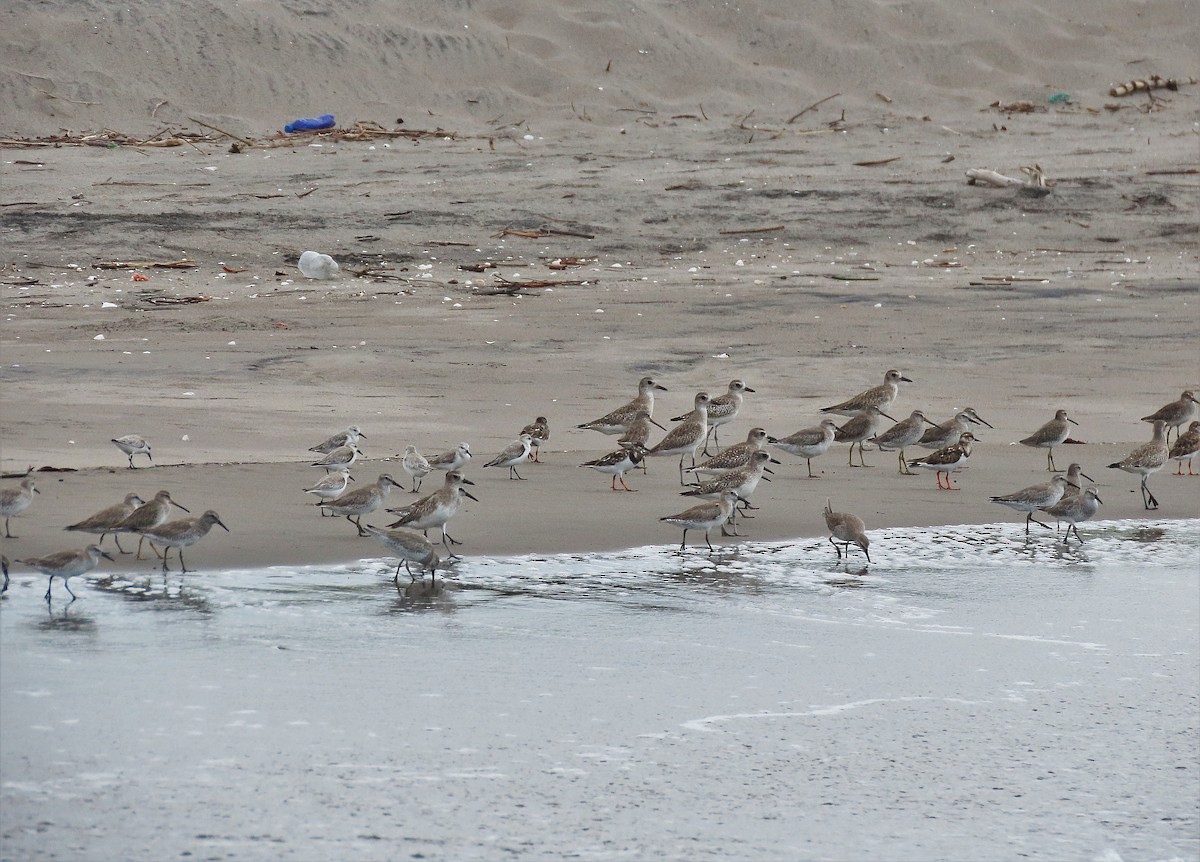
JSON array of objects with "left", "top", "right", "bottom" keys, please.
[{"left": 2, "top": 519, "right": 1197, "bottom": 862}]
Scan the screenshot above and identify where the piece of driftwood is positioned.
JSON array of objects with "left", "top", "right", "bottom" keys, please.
[
  {"left": 965, "top": 164, "right": 1052, "bottom": 195},
  {"left": 718, "top": 225, "right": 784, "bottom": 235},
  {"left": 95, "top": 259, "right": 198, "bottom": 269},
  {"left": 1108, "top": 75, "right": 1194, "bottom": 97}
]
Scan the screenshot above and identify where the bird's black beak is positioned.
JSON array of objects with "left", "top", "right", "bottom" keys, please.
[{"left": 464, "top": 491, "right": 480, "bottom": 502}]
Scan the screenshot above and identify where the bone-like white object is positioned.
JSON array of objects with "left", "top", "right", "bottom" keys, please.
[
  {"left": 965, "top": 168, "right": 1025, "bottom": 188},
  {"left": 298, "top": 250, "right": 340, "bottom": 280}
]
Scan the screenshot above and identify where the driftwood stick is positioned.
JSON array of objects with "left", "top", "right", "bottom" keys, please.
[
  {"left": 787, "top": 93, "right": 840, "bottom": 124},
  {"left": 718, "top": 225, "right": 785, "bottom": 235},
  {"left": 187, "top": 116, "right": 255, "bottom": 148}
]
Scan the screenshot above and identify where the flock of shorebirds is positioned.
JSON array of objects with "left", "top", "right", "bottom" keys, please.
[{"left": 0, "top": 373, "right": 1196, "bottom": 601}]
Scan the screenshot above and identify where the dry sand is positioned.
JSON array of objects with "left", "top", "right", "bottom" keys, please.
[{"left": 1, "top": 0, "right": 1198, "bottom": 573}]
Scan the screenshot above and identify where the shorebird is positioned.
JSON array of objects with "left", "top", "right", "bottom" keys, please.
[
  {"left": 399, "top": 446, "right": 432, "bottom": 492},
  {"left": 483, "top": 434, "right": 534, "bottom": 480},
  {"left": 685, "top": 427, "right": 770, "bottom": 477},
  {"left": 385, "top": 470, "right": 478, "bottom": 558},
  {"left": 580, "top": 444, "right": 648, "bottom": 491},
  {"left": 114, "top": 490, "right": 190, "bottom": 559},
  {"left": 820, "top": 369, "right": 911, "bottom": 417},
  {"left": 140, "top": 510, "right": 229, "bottom": 573},
  {"left": 1064, "top": 462, "right": 1095, "bottom": 490},
  {"left": 304, "top": 469, "right": 354, "bottom": 513},
  {"left": 647, "top": 392, "right": 711, "bottom": 485},
  {"left": 363, "top": 524, "right": 441, "bottom": 587},
  {"left": 577, "top": 376, "right": 668, "bottom": 435},
  {"left": 426, "top": 442, "right": 472, "bottom": 472},
  {"left": 1169, "top": 420, "right": 1200, "bottom": 476},
  {"left": 12, "top": 544, "right": 114, "bottom": 601},
  {"left": 871, "top": 410, "right": 937, "bottom": 475},
  {"left": 1142, "top": 391, "right": 1199, "bottom": 443},
  {"left": 65, "top": 492, "right": 146, "bottom": 552},
  {"left": 916, "top": 408, "right": 992, "bottom": 450},
  {"left": 319, "top": 474, "right": 403, "bottom": 536},
  {"left": 823, "top": 499, "right": 871, "bottom": 564},
  {"left": 674, "top": 380, "right": 754, "bottom": 454},
  {"left": 0, "top": 477, "right": 39, "bottom": 538},
  {"left": 908, "top": 432, "right": 977, "bottom": 490},
  {"left": 617, "top": 409, "right": 666, "bottom": 475},
  {"left": 1041, "top": 486, "right": 1103, "bottom": 544},
  {"left": 768, "top": 419, "right": 839, "bottom": 478},
  {"left": 991, "top": 475, "right": 1077, "bottom": 534},
  {"left": 1107, "top": 419, "right": 1169, "bottom": 509},
  {"left": 834, "top": 407, "right": 894, "bottom": 467},
  {"left": 1020, "top": 409, "right": 1079, "bottom": 472},
  {"left": 520, "top": 417, "right": 550, "bottom": 462},
  {"left": 680, "top": 450, "right": 777, "bottom": 535},
  {"left": 309, "top": 425, "right": 365, "bottom": 455},
  {"left": 660, "top": 490, "right": 744, "bottom": 553},
  {"left": 312, "top": 442, "right": 361, "bottom": 472},
  {"left": 111, "top": 434, "right": 153, "bottom": 468}
]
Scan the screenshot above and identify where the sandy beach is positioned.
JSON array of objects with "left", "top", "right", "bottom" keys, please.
[{"left": 1, "top": 0, "right": 1198, "bottom": 572}]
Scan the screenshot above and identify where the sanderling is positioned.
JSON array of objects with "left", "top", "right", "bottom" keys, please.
[
  {"left": 1107, "top": 419, "right": 1169, "bottom": 509},
  {"left": 1020, "top": 409, "right": 1079, "bottom": 472},
  {"left": 483, "top": 434, "right": 534, "bottom": 480},
  {"left": 908, "top": 432, "right": 977, "bottom": 490},
  {"left": 12, "top": 544, "right": 114, "bottom": 601},
  {"left": 990, "top": 475, "right": 1077, "bottom": 534},
  {"left": 65, "top": 492, "right": 146, "bottom": 553},
  {"left": 304, "top": 470, "right": 354, "bottom": 513},
  {"left": 822, "top": 499, "right": 871, "bottom": 564},
  {"left": 309, "top": 425, "right": 365, "bottom": 455},
  {"left": 426, "top": 442, "right": 472, "bottom": 472},
  {"left": 312, "top": 442, "right": 361, "bottom": 472},
  {"left": 399, "top": 446, "right": 433, "bottom": 492},
  {"left": 385, "top": 470, "right": 478, "bottom": 558},
  {"left": 320, "top": 474, "right": 404, "bottom": 536},
  {"left": 112, "top": 435, "right": 153, "bottom": 468},
  {"left": 0, "top": 477, "right": 39, "bottom": 538},
  {"left": 768, "top": 419, "right": 838, "bottom": 478},
  {"left": 577, "top": 376, "right": 668, "bottom": 435},
  {"left": 820, "top": 369, "right": 911, "bottom": 417}
]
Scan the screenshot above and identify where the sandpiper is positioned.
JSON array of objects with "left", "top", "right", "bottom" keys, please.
[
  {"left": 1064, "top": 463, "right": 1095, "bottom": 490},
  {"left": 65, "top": 492, "right": 146, "bottom": 553},
  {"left": 916, "top": 408, "right": 992, "bottom": 450},
  {"left": 426, "top": 442, "right": 472, "bottom": 472},
  {"left": 580, "top": 444, "right": 648, "bottom": 491},
  {"left": 114, "top": 490, "right": 191, "bottom": 560},
  {"left": 1020, "top": 409, "right": 1079, "bottom": 472},
  {"left": 1041, "top": 486, "right": 1103, "bottom": 544},
  {"left": 871, "top": 410, "right": 937, "bottom": 475},
  {"left": 768, "top": 419, "right": 839, "bottom": 478},
  {"left": 483, "top": 434, "right": 534, "bottom": 480},
  {"left": 660, "top": 490, "right": 744, "bottom": 553},
  {"left": 1169, "top": 420, "right": 1200, "bottom": 476},
  {"left": 0, "top": 477, "right": 39, "bottom": 538},
  {"left": 991, "top": 475, "right": 1077, "bottom": 534},
  {"left": 577, "top": 376, "right": 668, "bottom": 435},
  {"left": 1107, "top": 419, "right": 1169, "bottom": 509},
  {"left": 363, "top": 524, "right": 441, "bottom": 587},
  {"left": 823, "top": 499, "right": 871, "bottom": 564},
  {"left": 674, "top": 380, "right": 753, "bottom": 455},
  {"left": 320, "top": 474, "right": 403, "bottom": 536},
  {"left": 112, "top": 435, "right": 153, "bottom": 468},
  {"left": 520, "top": 417, "right": 550, "bottom": 462},
  {"left": 140, "top": 510, "right": 229, "bottom": 573},
  {"left": 13, "top": 544, "right": 114, "bottom": 601},
  {"left": 304, "top": 469, "right": 354, "bottom": 513},
  {"left": 1141, "top": 391, "right": 1199, "bottom": 443},
  {"left": 647, "top": 392, "right": 711, "bottom": 485},
  {"left": 820, "top": 369, "right": 911, "bottom": 417},
  {"left": 310, "top": 425, "right": 365, "bottom": 455},
  {"left": 385, "top": 470, "right": 478, "bottom": 558},
  {"left": 312, "top": 442, "right": 361, "bottom": 472},
  {"left": 685, "top": 427, "right": 770, "bottom": 477},
  {"left": 908, "top": 432, "right": 977, "bottom": 490},
  {"left": 400, "top": 446, "right": 432, "bottom": 492},
  {"left": 834, "top": 407, "right": 894, "bottom": 467}
]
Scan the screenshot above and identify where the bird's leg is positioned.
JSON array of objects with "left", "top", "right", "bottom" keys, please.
[
  {"left": 1142, "top": 476, "right": 1159, "bottom": 510},
  {"left": 829, "top": 536, "right": 843, "bottom": 559},
  {"left": 44, "top": 575, "right": 54, "bottom": 601},
  {"left": 704, "top": 531, "right": 715, "bottom": 553},
  {"left": 619, "top": 476, "right": 635, "bottom": 492},
  {"left": 1047, "top": 449, "right": 1058, "bottom": 472},
  {"left": 510, "top": 465, "right": 526, "bottom": 480},
  {"left": 945, "top": 472, "right": 960, "bottom": 491},
  {"left": 679, "top": 530, "right": 688, "bottom": 552},
  {"left": 64, "top": 579, "right": 77, "bottom": 600},
  {"left": 806, "top": 458, "right": 817, "bottom": 479}
]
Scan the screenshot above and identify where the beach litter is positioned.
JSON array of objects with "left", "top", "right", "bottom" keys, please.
[{"left": 298, "top": 251, "right": 340, "bottom": 280}]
